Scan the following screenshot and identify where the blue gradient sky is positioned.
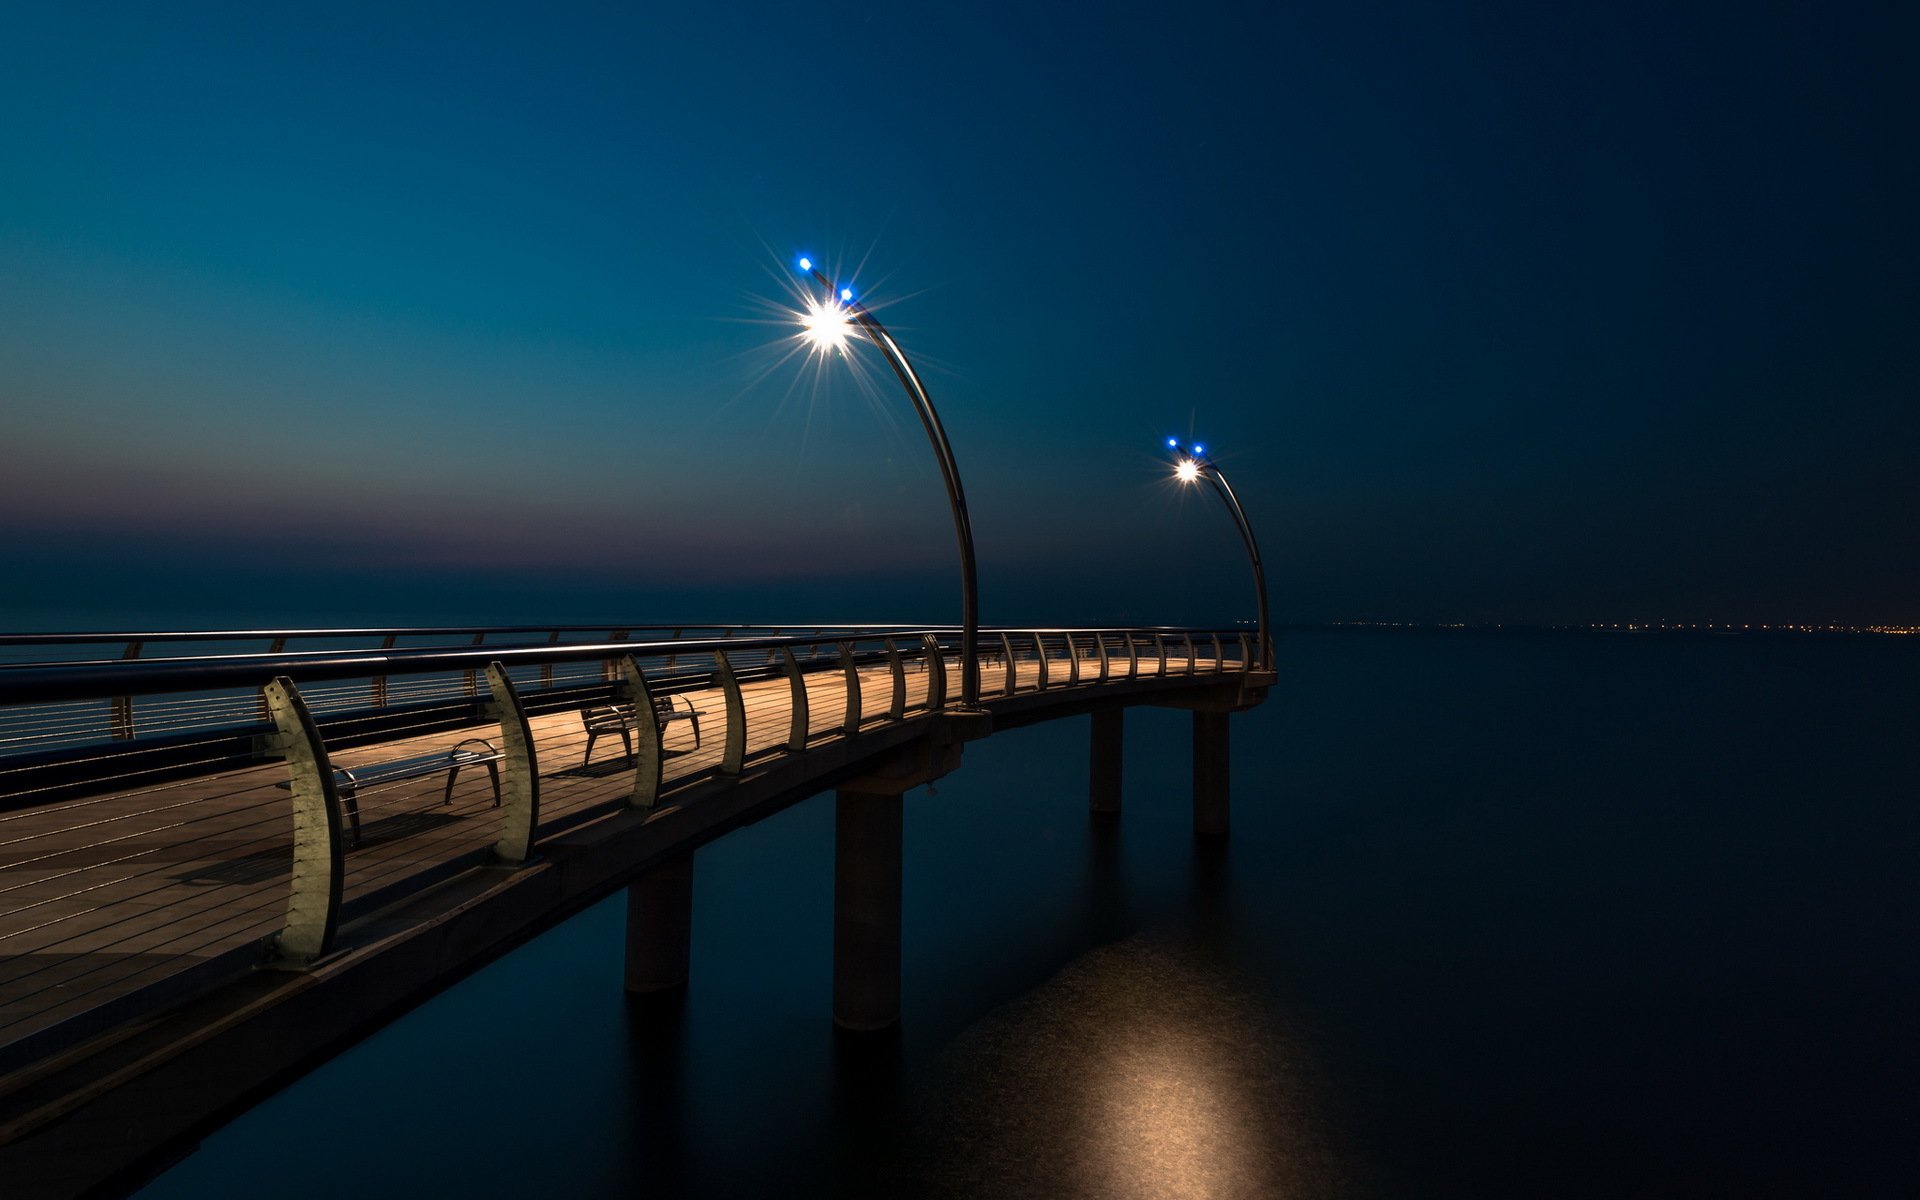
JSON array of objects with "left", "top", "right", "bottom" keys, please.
[{"left": 3, "top": 1, "right": 1915, "bottom": 628}]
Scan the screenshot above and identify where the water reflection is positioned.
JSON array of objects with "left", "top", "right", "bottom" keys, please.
[
  {"left": 874, "top": 810, "right": 1355, "bottom": 1198},
  {"left": 621, "top": 989, "right": 690, "bottom": 1192},
  {"left": 1093, "top": 1019, "right": 1262, "bottom": 1198},
  {"left": 830, "top": 1025, "right": 904, "bottom": 1194},
  {"left": 1084, "top": 809, "right": 1129, "bottom": 943},
  {"left": 898, "top": 929, "right": 1351, "bottom": 1198}
]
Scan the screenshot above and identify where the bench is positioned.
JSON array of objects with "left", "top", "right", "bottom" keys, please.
[
  {"left": 280, "top": 737, "right": 503, "bottom": 847},
  {"left": 580, "top": 695, "right": 704, "bottom": 766}
]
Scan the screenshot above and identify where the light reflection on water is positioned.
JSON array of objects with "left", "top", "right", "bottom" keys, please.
[{"left": 899, "top": 928, "right": 1345, "bottom": 1199}]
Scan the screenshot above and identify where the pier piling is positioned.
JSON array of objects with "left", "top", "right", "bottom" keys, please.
[
  {"left": 833, "top": 788, "right": 905, "bottom": 1030},
  {"left": 1193, "top": 710, "right": 1231, "bottom": 836},
  {"left": 1090, "top": 709, "right": 1124, "bottom": 813},
  {"left": 624, "top": 852, "right": 696, "bottom": 993}
]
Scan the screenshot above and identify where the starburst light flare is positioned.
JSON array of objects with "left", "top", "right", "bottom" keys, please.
[{"left": 799, "top": 294, "right": 853, "bottom": 355}]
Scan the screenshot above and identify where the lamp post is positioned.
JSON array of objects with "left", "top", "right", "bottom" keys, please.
[
  {"left": 793, "top": 257, "right": 981, "bottom": 707},
  {"left": 1169, "top": 439, "right": 1271, "bottom": 671}
]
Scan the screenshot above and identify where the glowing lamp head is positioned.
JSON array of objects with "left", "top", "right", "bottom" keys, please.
[
  {"left": 1167, "top": 437, "right": 1179, "bottom": 448},
  {"left": 1175, "top": 458, "right": 1202, "bottom": 484},
  {"left": 798, "top": 256, "right": 813, "bottom": 272},
  {"left": 1192, "top": 444, "right": 1205, "bottom": 457},
  {"left": 840, "top": 287, "right": 853, "bottom": 302},
  {"left": 800, "top": 295, "right": 853, "bottom": 354}
]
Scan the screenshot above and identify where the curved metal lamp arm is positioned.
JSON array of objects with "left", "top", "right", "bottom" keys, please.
[
  {"left": 806, "top": 265, "right": 981, "bottom": 706},
  {"left": 1200, "top": 460, "right": 1271, "bottom": 672}
]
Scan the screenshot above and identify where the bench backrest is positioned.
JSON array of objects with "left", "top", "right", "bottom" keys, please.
[{"left": 584, "top": 700, "right": 674, "bottom": 730}]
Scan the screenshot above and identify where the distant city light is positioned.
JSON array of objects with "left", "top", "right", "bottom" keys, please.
[{"left": 800, "top": 295, "right": 852, "bottom": 353}]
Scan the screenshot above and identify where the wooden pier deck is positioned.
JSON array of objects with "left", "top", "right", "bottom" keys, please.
[{"left": 0, "top": 648, "right": 1204, "bottom": 1057}]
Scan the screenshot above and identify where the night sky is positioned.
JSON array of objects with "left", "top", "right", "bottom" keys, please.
[{"left": 3, "top": 1, "right": 1914, "bottom": 629}]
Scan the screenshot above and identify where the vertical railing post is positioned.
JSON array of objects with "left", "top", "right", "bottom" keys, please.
[
  {"left": 1097, "top": 632, "right": 1110, "bottom": 682},
  {"left": 483, "top": 663, "right": 540, "bottom": 865},
  {"left": 922, "top": 634, "right": 947, "bottom": 710},
  {"left": 1000, "top": 632, "right": 1017, "bottom": 696},
  {"left": 540, "top": 630, "right": 559, "bottom": 690},
  {"left": 665, "top": 628, "right": 682, "bottom": 671},
  {"left": 603, "top": 630, "right": 630, "bottom": 682},
  {"left": 263, "top": 677, "right": 344, "bottom": 967},
  {"left": 1238, "top": 633, "right": 1251, "bottom": 669},
  {"left": 885, "top": 639, "right": 906, "bottom": 721},
  {"left": 1066, "top": 633, "right": 1081, "bottom": 685},
  {"left": 1213, "top": 633, "right": 1225, "bottom": 674},
  {"left": 616, "top": 656, "right": 665, "bottom": 810},
  {"left": 781, "top": 646, "right": 810, "bottom": 752},
  {"left": 1126, "top": 632, "right": 1139, "bottom": 679},
  {"left": 1183, "top": 633, "right": 1197, "bottom": 675},
  {"left": 1154, "top": 634, "right": 1168, "bottom": 675},
  {"left": 255, "top": 636, "right": 290, "bottom": 722},
  {"left": 715, "top": 649, "right": 746, "bottom": 775},
  {"left": 838, "top": 642, "right": 862, "bottom": 735},
  {"left": 1034, "top": 632, "right": 1050, "bottom": 691},
  {"left": 110, "top": 640, "right": 143, "bottom": 740},
  {"left": 370, "top": 633, "right": 397, "bottom": 708},
  {"left": 464, "top": 632, "right": 486, "bottom": 696}
]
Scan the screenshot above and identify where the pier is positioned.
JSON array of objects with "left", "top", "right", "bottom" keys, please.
[{"left": 0, "top": 623, "right": 1270, "bottom": 1196}]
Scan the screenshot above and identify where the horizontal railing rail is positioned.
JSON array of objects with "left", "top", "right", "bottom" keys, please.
[
  {"left": 0, "top": 623, "right": 933, "bottom": 670},
  {"left": 0, "top": 623, "right": 1255, "bottom": 1071},
  {"left": 0, "top": 624, "right": 1232, "bottom": 682}
]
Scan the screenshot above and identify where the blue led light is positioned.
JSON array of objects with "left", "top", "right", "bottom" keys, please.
[
  {"left": 841, "top": 287, "right": 853, "bottom": 302},
  {"left": 1193, "top": 444, "right": 1205, "bottom": 456},
  {"left": 1167, "top": 437, "right": 1178, "bottom": 448},
  {"left": 798, "top": 256, "right": 813, "bottom": 272}
]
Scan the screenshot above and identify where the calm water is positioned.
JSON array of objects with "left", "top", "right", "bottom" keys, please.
[{"left": 136, "top": 631, "right": 1915, "bottom": 1197}]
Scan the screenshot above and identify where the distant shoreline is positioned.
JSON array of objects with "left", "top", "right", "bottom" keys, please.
[{"left": 1296, "top": 621, "right": 1918, "bottom": 638}]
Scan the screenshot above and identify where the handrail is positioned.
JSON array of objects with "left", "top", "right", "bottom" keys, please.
[
  {"left": 0, "top": 622, "right": 925, "bottom": 647},
  {"left": 0, "top": 631, "right": 925, "bottom": 705},
  {"left": 0, "top": 621, "right": 1233, "bottom": 652},
  {"left": 0, "top": 626, "right": 1250, "bottom": 705}
]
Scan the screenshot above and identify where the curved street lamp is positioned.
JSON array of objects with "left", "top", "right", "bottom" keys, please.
[
  {"left": 1169, "top": 438, "right": 1271, "bottom": 671},
  {"left": 793, "top": 257, "right": 982, "bottom": 708}
]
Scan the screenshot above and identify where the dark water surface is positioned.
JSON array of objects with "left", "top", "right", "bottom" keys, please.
[{"left": 136, "top": 631, "right": 1916, "bottom": 1197}]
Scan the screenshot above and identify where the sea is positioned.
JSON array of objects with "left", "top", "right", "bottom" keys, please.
[{"left": 128, "top": 628, "right": 1914, "bottom": 1198}]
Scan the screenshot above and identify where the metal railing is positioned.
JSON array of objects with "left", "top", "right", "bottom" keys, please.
[{"left": 0, "top": 624, "right": 1252, "bottom": 1069}]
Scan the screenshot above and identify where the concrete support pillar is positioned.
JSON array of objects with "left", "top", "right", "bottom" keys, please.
[
  {"left": 834, "top": 788, "right": 904, "bottom": 1030},
  {"left": 1090, "top": 709, "right": 1123, "bottom": 814},
  {"left": 1193, "top": 710, "right": 1231, "bottom": 836},
  {"left": 624, "top": 852, "right": 695, "bottom": 993}
]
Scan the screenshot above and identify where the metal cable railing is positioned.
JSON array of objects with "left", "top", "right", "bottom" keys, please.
[{"left": 0, "top": 624, "right": 1252, "bottom": 1068}]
